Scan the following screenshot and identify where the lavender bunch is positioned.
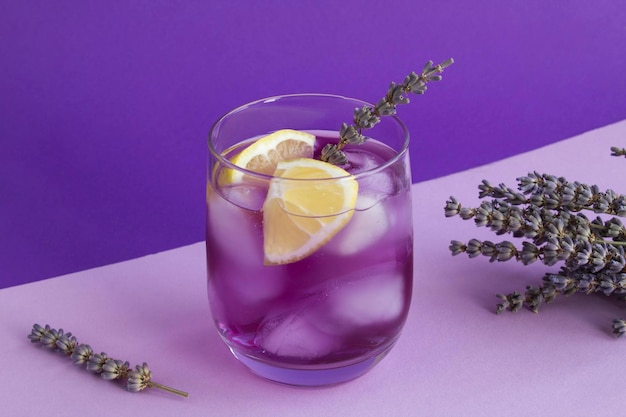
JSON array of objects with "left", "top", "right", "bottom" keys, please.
[
  {"left": 445, "top": 157, "right": 626, "bottom": 336},
  {"left": 28, "top": 324, "right": 189, "bottom": 397},
  {"left": 320, "top": 58, "right": 454, "bottom": 165}
]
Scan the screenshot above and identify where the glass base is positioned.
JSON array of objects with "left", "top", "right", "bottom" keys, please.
[{"left": 229, "top": 344, "right": 395, "bottom": 387}]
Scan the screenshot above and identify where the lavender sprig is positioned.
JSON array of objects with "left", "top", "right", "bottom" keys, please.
[
  {"left": 472, "top": 173, "right": 626, "bottom": 216},
  {"left": 28, "top": 324, "right": 188, "bottom": 397},
  {"left": 320, "top": 58, "right": 454, "bottom": 165},
  {"left": 446, "top": 167, "right": 626, "bottom": 336},
  {"left": 496, "top": 268, "right": 626, "bottom": 315}
]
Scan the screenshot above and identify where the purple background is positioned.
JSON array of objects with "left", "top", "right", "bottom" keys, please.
[{"left": 2, "top": 1, "right": 625, "bottom": 289}]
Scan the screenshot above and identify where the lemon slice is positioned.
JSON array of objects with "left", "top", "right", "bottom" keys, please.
[
  {"left": 263, "top": 158, "right": 359, "bottom": 265},
  {"left": 222, "top": 129, "right": 315, "bottom": 184}
]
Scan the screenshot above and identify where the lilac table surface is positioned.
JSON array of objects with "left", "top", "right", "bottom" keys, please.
[{"left": 2, "top": 120, "right": 626, "bottom": 417}]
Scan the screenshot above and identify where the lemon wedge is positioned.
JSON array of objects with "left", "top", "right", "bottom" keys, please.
[
  {"left": 263, "top": 158, "right": 359, "bottom": 265},
  {"left": 222, "top": 129, "right": 315, "bottom": 184}
]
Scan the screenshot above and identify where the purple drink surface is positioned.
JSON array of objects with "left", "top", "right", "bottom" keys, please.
[{"left": 206, "top": 132, "right": 413, "bottom": 369}]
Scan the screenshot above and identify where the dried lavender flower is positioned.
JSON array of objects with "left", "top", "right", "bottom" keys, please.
[
  {"left": 613, "top": 319, "right": 626, "bottom": 336},
  {"left": 40, "top": 328, "right": 70, "bottom": 350},
  {"left": 449, "top": 240, "right": 466, "bottom": 256},
  {"left": 611, "top": 147, "right": 626, "bottom": 158},
  {"left": 28, "top": 323, "right": 51, "bottom": 344},
  {"left": 127, "top": 363, "right": 189, "bottom": 397},
  {"left": 444, "top": 196, "right": 461, "bottom": 217},
  {"left": 71, "top": 344, "right": 93, "bottom": 365},
  {"left": 101, "top": 359, "right": 130, "bottom": 381},
  {"left": 86, "top": 352, "right": 109, "bottom": 374},
  {"left": 321, "top": 58, "right": 454, "bottom": 165},
  {"left": 524, "top": 286, "right": 544, "bottom": 313},
  {"left": 28, "top": 324, "right": 188, "bottom": 397},
  {"left": 495, "top": 292, "right": 524, "bottom": 314},
  {"left": 56, "top": 334, "right": 78, "bottom": 356},
  {"left": 127, "top": 362, "right": 152, "bottom": 392},
  {"left": 320, "top": 143, "right": 348, "bottom": 166},
  {"left": 497, "top": 241, "right": 517, "bottom": 262}
]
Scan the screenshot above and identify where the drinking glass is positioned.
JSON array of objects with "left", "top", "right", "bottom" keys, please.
[{"left": 206, "top": 93, "right": 413, "bottom": 386}]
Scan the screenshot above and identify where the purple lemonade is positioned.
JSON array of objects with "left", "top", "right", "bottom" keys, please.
[{"left": 206, "top": 130, "right": 413, "bottom": 385}]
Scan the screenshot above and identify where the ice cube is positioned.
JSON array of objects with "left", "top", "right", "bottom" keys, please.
[
  {"left": 209, "top": 265, "right": 286, "bottom": 326},
  {"left": 344, "top": 148, "right": 384, "bottom": 174},
  {"left": 329, "top": 272, "right": 404, "bottom": 327},
  {"left": 328, "top": 195, "right": 392, "bottom": 255},
  {"left": 354, "top": 171, "right": 396, "bottom": 210},
  {"left": 207, "top": 188, "right": 263, "bottom": 267},
  {"left": 222, "top": 183, "right": 267, "bottom": 211},
  {"left": 229, "top": 268, "right": 286, "bottom": 305},
  {"left": 255, "top": 307, "right": 340, "bottom": 359},
  {"left": 344, "top": 148, "right": 400, "bottom": 210}
]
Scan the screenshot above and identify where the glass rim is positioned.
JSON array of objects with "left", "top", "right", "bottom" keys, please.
[{"left": 208, "top": 93, "right": 410, "bottom": 181}]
